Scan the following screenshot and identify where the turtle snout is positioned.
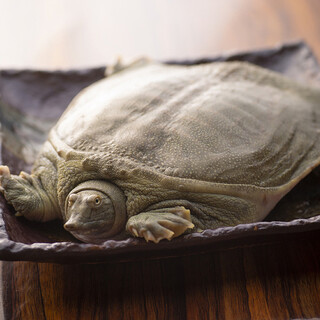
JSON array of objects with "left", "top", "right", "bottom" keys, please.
[
  {"left": 64, "top": 220, "right": 81, "bottom": 232},
  {"left": 64, "top": 194, "right": 88, "bottom": 232}
]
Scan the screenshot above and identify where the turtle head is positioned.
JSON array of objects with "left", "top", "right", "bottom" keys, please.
[{"left": 64, "top": 180, "right": 126, "bottom": 243}]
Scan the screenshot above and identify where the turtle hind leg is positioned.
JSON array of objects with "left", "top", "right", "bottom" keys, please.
[
  {"left": 0, "top": 165, "right": 57, "bottom": 222},
  {"left": 126, "top": 206, "right": 194, "bottom": 243}
]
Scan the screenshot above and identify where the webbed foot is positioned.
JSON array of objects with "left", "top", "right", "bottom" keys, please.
[
  {"left": 0, "top": 165, "right": 45, "bottom": 220},
  {"left": 126, "top": 206, "right": 194, "bottom": 243}
]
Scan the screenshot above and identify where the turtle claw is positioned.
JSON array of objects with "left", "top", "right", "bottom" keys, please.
[
  {"left": 0, "top": 166, "right": 11, "bottom": 194},
  {"left": 0, "top": 165, "right": 11, "bottom": 180},
  {"left": 19, "top": 171, "right": 33, "bottom": 183},
  {"left": 142, "top": 230, "right": 158, "bottom": 243},
  {"left": 126, "top": 206, "right": 194, "bottom": 243},
  {"left": 15, "top": 212, "right": 23, "bottom": 217},
  {"left": 130, "top": 227, "right": 139, "bottom": 237}
]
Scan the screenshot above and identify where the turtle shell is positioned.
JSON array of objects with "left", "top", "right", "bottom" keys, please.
[{"left": 50, "top": 61, "right": 320, "bottom": 196}]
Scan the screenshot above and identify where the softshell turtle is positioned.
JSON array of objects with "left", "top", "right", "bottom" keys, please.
[{"left": 1, "top": 61, "right": 320, "bottom": 244}]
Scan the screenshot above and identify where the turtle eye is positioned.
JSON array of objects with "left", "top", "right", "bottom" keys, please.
[
  {"left": 94, "top": 196, "right": 101, "bottom": 206},
  {"left": 86, "top": 195, "right": 102, "bottom": 207}
]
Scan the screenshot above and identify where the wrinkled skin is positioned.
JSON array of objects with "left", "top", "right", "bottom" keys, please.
[{"left": 1, "top": 61, "right": 320, "bottom": 243}]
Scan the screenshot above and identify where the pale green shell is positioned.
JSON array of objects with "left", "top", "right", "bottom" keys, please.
[{"left": 52, "top": 61, "right": 320, "bottom": 192}]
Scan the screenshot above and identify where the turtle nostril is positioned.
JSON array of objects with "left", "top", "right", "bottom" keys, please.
[{"left": 64, "top": 221, "right": 80, "bottom": 231}]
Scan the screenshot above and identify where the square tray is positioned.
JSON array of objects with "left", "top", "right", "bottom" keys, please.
[{"left": 1, "top": 41, "right": 320, "bottom": 263}]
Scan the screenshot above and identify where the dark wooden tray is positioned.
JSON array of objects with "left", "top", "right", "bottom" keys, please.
[{"left": 1, "top": 41, "right": 320, "bottom": 263}]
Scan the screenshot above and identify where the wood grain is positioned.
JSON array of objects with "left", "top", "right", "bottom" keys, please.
[
  {"left": 2, "top": 231, "right": 320, "bottom": 319},
  {"left": 212, "top": 0, "right": 320, "bottom": 61},
  {"left": 2, "top": 1, "right": 320, "bottom": 319}
]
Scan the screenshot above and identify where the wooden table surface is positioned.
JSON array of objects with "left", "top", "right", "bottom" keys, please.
[{"left": 2, "top": 1, "right": 320, "bottom": 319}]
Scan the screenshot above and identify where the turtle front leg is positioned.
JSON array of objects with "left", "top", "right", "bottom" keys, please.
[
  {"left": 126, "top": 206, "right": 194, "bottom": 243},
  {"left": 0, "top": 165, "right": 58, "bottom": 222}
]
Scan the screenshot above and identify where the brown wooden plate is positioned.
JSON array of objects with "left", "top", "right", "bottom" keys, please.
[{"left": 1, "top": 41, "right": 320, "bottom": 263}]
